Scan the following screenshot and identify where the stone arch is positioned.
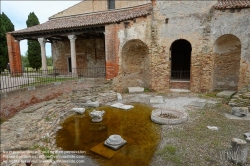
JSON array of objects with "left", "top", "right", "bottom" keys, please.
[
  {"left": 170, "top": 39, "right": 192, "bottom": 80},
  {"left": 121, "top": 39, "right": 149, "bottom": 88},
  {"left": 213, "top": 34, "right": 241, "bottom": 90}
]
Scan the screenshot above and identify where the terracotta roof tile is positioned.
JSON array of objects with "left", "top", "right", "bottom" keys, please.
[
  {"left": 11, "top": 3, "right": 152, "bottom": 35},
  {"left": 213, "top": 0, "right": 250, "bottom": 9}
]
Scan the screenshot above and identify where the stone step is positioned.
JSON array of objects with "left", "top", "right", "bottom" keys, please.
[
  {"left": 216, "top": 90, "right": 236, "bottom": 98},
  {"left": 169, "top": 89, "right": 190, "bottom": 93},
  {"left": 128, "top": 87, "right": 144, "bottom": 93},
  {"left": 170, "top": 80, "right": 190, "bottom": 90}
]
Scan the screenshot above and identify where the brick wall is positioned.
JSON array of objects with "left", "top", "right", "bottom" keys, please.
[
  {"left": 213, "top": 34, "right": 241, "bottom": 90},
  {"left": 170, "top": 81, "right": 190, "bottom": 89},
  {"left": 105, "top": 24, "right": 120, "bottom": 79},
  {"left": 52, "top": 37, "right": 105, "bottom": 74},
  {"left": 6, "top": 33, "right": 22, "bottom": 75}
]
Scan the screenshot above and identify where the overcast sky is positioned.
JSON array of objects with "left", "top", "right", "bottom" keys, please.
[{"left": 1, "top": 1, "right": 82, "bottom": 56}]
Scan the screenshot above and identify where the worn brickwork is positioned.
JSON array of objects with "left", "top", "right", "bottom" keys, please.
[
  {"left": 103, "top": 1, "right": 249, "bottom": 92},
  {"left": 6, "top": 33, "right": 22, "bottom": 76},
  {"left": 9, "top": 1, "right": 250, "bottom": 93},
  {"left": 147, "top": 1, "right": 216, "bottom": 92},
  {"left": 211, "top": 8, "right": 250, "bottom": 91},
  {"left": 52, "top": 37, "right": 105, "bottom": 74},
  {"left": 170, "top": 81, "right": 190, "bottom": 90},
  {"left": 105, "top": 24, "right": 120, "bottom": 79},
  {"left": 110, "top": 16, "right": 152, "bottom": 91},
  {"left": 213, "top": 35, "right": 241, "bottom": 90},
  {"left": 51, "top": 0, "right": 150, "bottom": 19}
]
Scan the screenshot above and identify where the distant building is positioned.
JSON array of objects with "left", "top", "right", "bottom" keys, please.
[{"left": 7, "top": 0, "right": 250, "bottom": 92}]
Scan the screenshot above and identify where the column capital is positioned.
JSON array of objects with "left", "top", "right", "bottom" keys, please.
[
  {"left": 38, "top": 38, "right": 46, "bottom": 45},
  {"left": 68, "top": 35, "right": 77, "bottom": 41}
]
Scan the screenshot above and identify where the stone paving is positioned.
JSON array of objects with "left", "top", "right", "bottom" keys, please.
[
  {"left": 228, "top": 87, "right": 250, "bottom": 108},
  {"left": 0, "top": 85, "right": 222, "bottom": 166}
]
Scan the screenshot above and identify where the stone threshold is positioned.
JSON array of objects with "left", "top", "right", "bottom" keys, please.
[{"left": 170, "top": 89, "right": 191, "bottom": 93}]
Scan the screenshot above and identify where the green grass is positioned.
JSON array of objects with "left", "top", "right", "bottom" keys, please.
[
  {"left": 157, "top": 103, "right": 250, "bottom": 165},
  {"left": 20, "top": 77, "right": 76, "bottom": 88},
  {"left": 0, "top": 117, "right": 6, "bottom": 124},
  {"left": 30, "top": 144, "right": 56, "bottom": 160},
  {"left": 157, "top": 145, "right": 181, "bottom": 165},
  {"left": 23, "top": 66, "right": 53, "bottom": 71}
]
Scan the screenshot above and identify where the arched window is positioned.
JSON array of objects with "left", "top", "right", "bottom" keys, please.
[{"left": 108, "top": 0, "right": 115, "bottom": 9}]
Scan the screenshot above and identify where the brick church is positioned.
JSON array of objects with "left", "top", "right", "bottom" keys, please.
[{"left": 7, "top": 0, "right": 250, "bottom": 92}]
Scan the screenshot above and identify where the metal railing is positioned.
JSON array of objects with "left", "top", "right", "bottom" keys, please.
[
  {"left": 0, "top": 67, "right": 106, "bottom": 93},
  {"left": 171, "top": 70, "right": 190, "bottom": 80}
]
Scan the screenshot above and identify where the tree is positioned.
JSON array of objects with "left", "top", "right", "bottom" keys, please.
[
  {"left": 47, "top": 56, "right": 53, "bottom": 66},
  {"left": 21, "top": 52, "right": 30, "bottom": 68},
  {"left": 0, "top": 13, "right": 14, "bottom": 72},
  {"left": 26, "top": 12, "right": 41, "bottom": 70}
]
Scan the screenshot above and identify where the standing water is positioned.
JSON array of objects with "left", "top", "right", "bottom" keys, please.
[{"left": 56, "top": 103, "right": 161, "bottom": 165}]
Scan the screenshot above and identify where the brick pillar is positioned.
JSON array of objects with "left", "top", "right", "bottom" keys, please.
[
  {"left": 6, "top": 33, "right": 22, "bottom": 76},
  {"left": 105, "top": 24, "right": 119, "bottom": 79}
]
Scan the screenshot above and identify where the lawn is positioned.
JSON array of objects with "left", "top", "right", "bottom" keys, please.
[{"left": 154, "top": 102, "right": 250, "bottom": 165}]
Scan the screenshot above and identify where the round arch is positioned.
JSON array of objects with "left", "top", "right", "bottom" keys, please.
[
  {"left": 213, "top": 34, "right": 241, "bottom": 90},
  {"left": 170, "top": 39, "right": 192, "bottom": 80},
  {"left": 121, "top": 39, "right": 149, "bottom": 87}
]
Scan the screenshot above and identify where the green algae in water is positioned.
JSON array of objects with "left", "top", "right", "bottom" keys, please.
[{"left": 56, "top": 103, "right": 161, "bottom": 166}]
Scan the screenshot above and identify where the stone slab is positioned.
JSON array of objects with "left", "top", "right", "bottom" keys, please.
[
  {"left": 90, "top": 136, "right": 134, "bottom": 159},
  {"left": 111, "top": 103, "right": 124, "bottom": 108},
  {"left": 231, "top": 107, "right": 249, "bottom": 117},
  {"left": 120, "top": 105, "right": 134, "bottom": 110},
  {"left": 189, "top": 101, "right": 207, "bottom": 108},
  {"left": 81, "top": 101, "right": 99, "bottom": 108},
  {"left": 246, "top": 137, "right": 250, "bottom": 143},
  {"left": 110, "top": 103, "right": 134, "bottom": 110},
  {"left": 72, "top": 108, "right": 85, "bottom": 114},
  {"left": 150, "top": 96, "right": 164, "bottom": 104},
  {"left": 28, "top": 86, "right": 35, "bottom": 91},
  {"left": 54, "top": 82, "right": 61, "bottom": 85},
  {"left": 104, "top": 140, "right": 127, "bottom": 150},
  {"left": 243, "top": 132, "right": 250, "bottom": 138},
  {"left": 216, "top": 90, "right": 236, "bottom": 98},
  {"left": 207, "top": 126, "right": 218, "bottom": 130},
  {"left": 224, "top": 113, "right": 250, "bottom": 120},
  {"left": 169, "top": 89, "right": 191, "bottom": 93},
  {"left": 128, "top": 87, "right": 144, "bottom": 93}
]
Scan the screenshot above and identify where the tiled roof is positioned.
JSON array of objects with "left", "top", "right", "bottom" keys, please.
[
  {"left": 11, "top": 3, "right": 152, "bottom": 35},
  {"left": 213, "top": 0, "right": 250, "bottom": 9}
]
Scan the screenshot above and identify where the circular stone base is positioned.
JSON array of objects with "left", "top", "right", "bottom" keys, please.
[
  {"left": 92, "top": 118, "right": 103, "bottom": 122},
  {"left": 151, "top": 109, "right": 188, "bottom": 125}
]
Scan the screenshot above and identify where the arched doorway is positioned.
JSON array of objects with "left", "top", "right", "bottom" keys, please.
[
  {"left": 121, "top": 39, "right": 149, "bottom": 87},
  {"left": 170, "top": 39, "right": 192, "bottom": 80},
  {"left": 213, "top": 34, "right": 241, "bottom": 90}
]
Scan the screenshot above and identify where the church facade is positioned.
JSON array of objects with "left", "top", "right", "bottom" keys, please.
[{"left": 7, "top": 0, "right": 250, "bottom": 92}]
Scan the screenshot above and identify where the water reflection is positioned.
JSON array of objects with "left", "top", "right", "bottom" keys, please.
[{"left": 56, "top": 103, "right": 161, "bottom": 166}]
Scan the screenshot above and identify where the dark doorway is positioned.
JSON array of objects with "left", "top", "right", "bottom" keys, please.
[
  {"left": 170, "top": 39, "right": 191, "bottom": 80},
  {"left": 68, "top": 57, "right": 72, "bottom": 72}
]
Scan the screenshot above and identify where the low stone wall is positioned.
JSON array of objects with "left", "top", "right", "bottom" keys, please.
[{"left": 0, "top": 79, "right": 107, "bottom": 120}]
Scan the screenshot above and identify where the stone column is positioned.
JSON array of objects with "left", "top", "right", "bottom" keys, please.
[
  {"left": 68, "top": 35, "right": 77, "bottom": 76},
  {"left": 38, "top": 38, "right": 47, "bottom": 73}
]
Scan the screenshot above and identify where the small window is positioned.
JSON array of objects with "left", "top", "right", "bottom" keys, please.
[{"left": 108, "top": 0, "right": 115, "bottom": 9}]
